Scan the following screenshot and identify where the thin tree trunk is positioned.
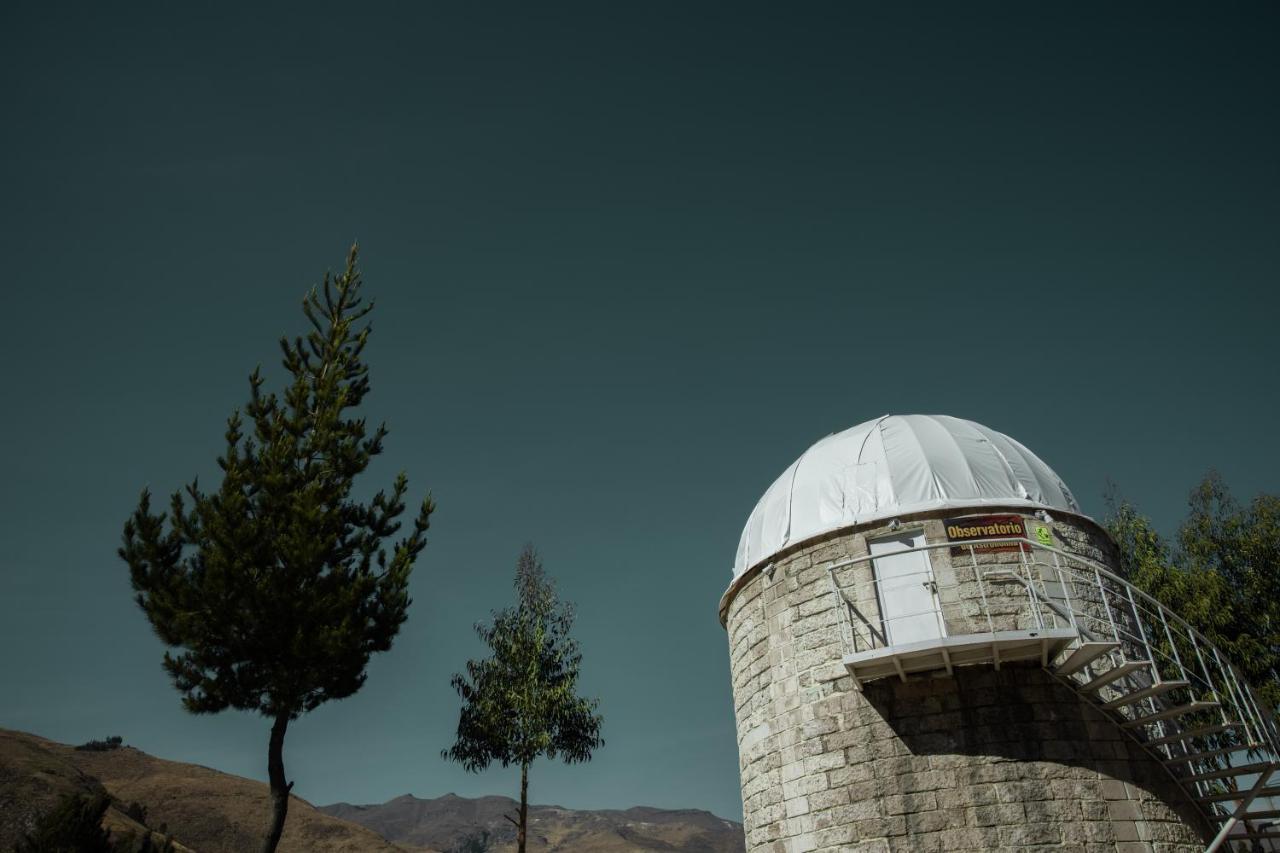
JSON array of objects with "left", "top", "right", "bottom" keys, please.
[
  {"left": 261, "top": 712, "right": 293, "bottom": 853},
  {"left": 518, "top": 761, "right": 528, "bottom": 853}
]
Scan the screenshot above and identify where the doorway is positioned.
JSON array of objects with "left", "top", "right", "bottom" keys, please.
[{"left": 869, "top": 531, "right": 945, "bottom": 646}]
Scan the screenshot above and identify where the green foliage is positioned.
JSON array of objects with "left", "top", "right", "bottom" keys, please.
[
  {"left": 119, "top": 245, "right": 434, "bottom": 720},
  {"left": 74, "top": 737, "right": 123, "bottom": 753},
  {"left": 1106, "top": 472, "right": 1280, "bottom": 709},
  {"left": 444, "top": 545, "right": 602, "bottom": 852},
  {"left": 119, "top": 247, "right": 433, "bottom": 853},
  {"left": 444, "top": 545, "right": 603, "bottom": 774},
  {"left": 15, "top": 791, "right": 114, "bottom": 853},
  {"left": 13, "top": 792, "right": 176, "bottom": 853}
]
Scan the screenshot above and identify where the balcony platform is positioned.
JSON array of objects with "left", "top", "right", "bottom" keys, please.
[{"left": 842, "top": 628, "right": 1079, "bottom": 688}]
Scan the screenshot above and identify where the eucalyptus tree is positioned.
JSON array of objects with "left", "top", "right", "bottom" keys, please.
[
  {"left": 120, "top": 247, "right": 433, "bottom": 853},
  {"left": 1106, "top": 472, "right": 1280, "bottom": 708},
  {"left": 444, "top": 545, "right": 603, "bottom": 853}
]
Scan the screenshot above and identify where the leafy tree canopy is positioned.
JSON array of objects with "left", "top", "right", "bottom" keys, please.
[
  {"left": 445, "top": 545, "right": 603, "bottom": 772},
  {"left": 444, "top": 545, "right": 602, "bottom": 853},
  {"left": 1107, "top": 471, "right": 1280, "bottom": 709}
]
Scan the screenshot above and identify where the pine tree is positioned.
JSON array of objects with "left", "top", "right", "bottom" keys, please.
[
  {"left": 120, "top": 246, "right": 433, "bottom": 853},
  {"left": 443, "top": 545, "right": 603, "bottom": 853}
]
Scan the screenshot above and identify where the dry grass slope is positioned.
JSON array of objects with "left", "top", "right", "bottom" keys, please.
[
  {"left": 0, "top": 729, "right": 411, "bottom": 853},
  {"left": 1, "top": 729, "right": 743, "bottom": 853}
]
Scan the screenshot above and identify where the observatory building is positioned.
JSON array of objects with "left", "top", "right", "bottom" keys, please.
[{"left": 721, "top": 415, "right": 1279, "bottom": 853}]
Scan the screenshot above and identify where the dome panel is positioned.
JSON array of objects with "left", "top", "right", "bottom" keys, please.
[{"left": 733, "top": 414, "right": 1082, "bottom": 578}]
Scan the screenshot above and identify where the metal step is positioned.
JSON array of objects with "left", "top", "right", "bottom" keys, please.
[
  {"left": 1197, "top": 785, "right": 1280, "bottom": 804},
  {"left": 1018, "top": 586, "right": 1280, "bottom": 846},
  {"left": 1079, "top": 660, "right": 1152, "bottom": 693},
  {"left": 1233, "top": 829, "right": 1280, "bottom": 845},
  {"left": 1164, "top": 744, "right": 1264, "bottom": 766},
  {"left": 1123, "top": 700, "right": 1221, "bottom": 729},
  {"left": 1055, "top": 641, "right": 1120, "bottom": 677},
  {"left": 1100, "top": 679, "right": 1190, "bottom": 711},
  {"left": 1181, "top": 761, "right": 1275, "bottom": 784},
  {"left": 1146, "top": 722, "right": 1233, "bottom": 742}
]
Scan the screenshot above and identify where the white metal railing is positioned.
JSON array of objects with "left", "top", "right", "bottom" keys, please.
[{"left": 825, "top": 534, "right": 1280, "bottom": 844}]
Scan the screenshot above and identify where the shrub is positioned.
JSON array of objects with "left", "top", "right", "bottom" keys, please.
[
  {"left": 14, "top": 791, "right": 114, "bottom": 853},
  {"left": 75, "top": 736, "right": 124, "bottom": 752},
  {"left": 14, "top": 791, "right": 176, "bottom": 853}
]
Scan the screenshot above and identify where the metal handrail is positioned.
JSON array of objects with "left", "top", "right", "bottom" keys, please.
[{"left": 825, "top": 536, "right": 1280, "bottom": 756}]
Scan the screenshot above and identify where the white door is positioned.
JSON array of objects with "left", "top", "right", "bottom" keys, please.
[{"left": 870, "top": 531, "right": 944, "bottom": 646}]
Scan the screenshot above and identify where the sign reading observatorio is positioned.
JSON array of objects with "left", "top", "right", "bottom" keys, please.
[{"left": 945, "top": 514, "right": 1029, "bottom": 554}]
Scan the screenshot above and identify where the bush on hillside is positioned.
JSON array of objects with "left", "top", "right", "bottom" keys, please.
[
  {"left": 13, "top": 791, "right": 175, "bottom": 853},
  {"left": 14, "top": 791, "right": 114, "bottom": 853},
  {"left": 75, "top": 736, "right": 124, "bottom": 752}
]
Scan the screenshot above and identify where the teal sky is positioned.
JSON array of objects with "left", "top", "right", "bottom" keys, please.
[{"left": 1, "top": 2, "right": 1277, "bottom": 824}]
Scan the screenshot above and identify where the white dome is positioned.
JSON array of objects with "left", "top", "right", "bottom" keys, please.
[{"left": 734, "top": 414, "right": 1081, "bottom": 578}]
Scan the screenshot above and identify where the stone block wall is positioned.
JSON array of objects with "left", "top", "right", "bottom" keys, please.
[{"left": 724, "top": 511, "right": 1211, "bottom": 852}]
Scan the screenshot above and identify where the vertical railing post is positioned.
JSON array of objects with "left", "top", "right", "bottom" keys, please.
[
  {"left": 1239, "top": 678, "right": 1277, "bottom": 754},
  {"left": 1215, "top": 646, "right": 1259, "bottom": 747},
  {"left": 973, "top": 544, "right": 994, "bottom": 635},
  {"left": 1232, "top": 665, "right": 1267, "bottom": 750},
  {"left": 1017, "top": 543, "right": 1043, "bottom": 630},
  {"left": 873, "top": 568, "right": 887, "bottom": 649},
  {"left": 1050, "top": 549, "right": 1079, "bottom": 632},
  {"left": 1095, "top": 567, "right": 1121, "bottom": 645},
  {"left": 930, "top": 545, "right": 947, "bottom": 640},
  {"left": 1158, "top": 607, "right": 1188, "bottom": 684},
  {"left": 1125, "top": 585, "right": 1154, "bottom": 676},
  {"left": 1189, "top": 629, "right": 1217, "bottom": 704},
  {"left": 827, "top": 565, "right": 855, "bottom": 655},
  {"left": 1208, "top": 646, "right": 1237, "bottom": 729}
]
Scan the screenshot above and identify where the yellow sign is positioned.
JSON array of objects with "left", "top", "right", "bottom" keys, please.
[{"left": 944, "top": 514, "right": 1028, "bottom": 554}]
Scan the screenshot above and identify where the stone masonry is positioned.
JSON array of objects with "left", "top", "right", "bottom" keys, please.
[{"left": 722, "top": 509, "right": 1211, "bottom": 852}]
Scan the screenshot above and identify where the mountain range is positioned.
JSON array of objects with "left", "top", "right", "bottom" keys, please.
[
  {"left": 321, "top": 792, "right": 745, "bottom": 852},
  {"left": 0, "top": 728, "right": 743, "bottom": 852}
]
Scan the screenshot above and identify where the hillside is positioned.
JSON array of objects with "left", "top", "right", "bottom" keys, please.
[
  {"left": 321, "top": 793, "right": 745, "bottom": 852},
  {"left": 0, "top": 728, "right": 408, "bottom": 852},
  {"left": 1, "top": 730, "right": 742, "bottom": 853}
]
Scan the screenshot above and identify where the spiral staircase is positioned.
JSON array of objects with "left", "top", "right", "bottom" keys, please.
[{"left": 828, "top": 537, "right": 1280, "bottom": 853}]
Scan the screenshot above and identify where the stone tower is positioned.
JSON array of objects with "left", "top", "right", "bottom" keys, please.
[{"left": 721, "top": 415, "right": 1278, "bottom": 853}]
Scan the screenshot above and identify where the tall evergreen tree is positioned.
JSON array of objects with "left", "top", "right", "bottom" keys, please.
[
  {"left": 444, "top": 545, "right": 603, "bottom": 853},
  {"left": 119, "top": 247, "right": 433, "bottom": 853}
]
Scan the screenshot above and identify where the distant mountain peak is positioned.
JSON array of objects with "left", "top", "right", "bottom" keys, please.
[{"left": 319, "top": 791, "right": 744, "bottom": 852}]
